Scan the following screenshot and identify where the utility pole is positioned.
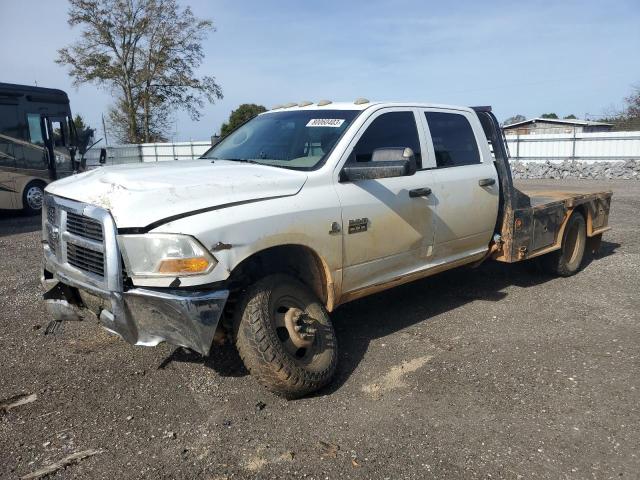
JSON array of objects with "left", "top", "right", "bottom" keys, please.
[{"left": 101, "top": 113, "right": 109, "bottom": 146}]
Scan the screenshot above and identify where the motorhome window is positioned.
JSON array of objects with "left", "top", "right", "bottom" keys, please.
[
  {"left": 27, "top": 114, "right": 44, "bottom": 145},
  {"left": 51, "top": 119, "right": 67, "bottom": 147},
  {"left": 0, "top": 105, "right": 18, "bottom": 167}
]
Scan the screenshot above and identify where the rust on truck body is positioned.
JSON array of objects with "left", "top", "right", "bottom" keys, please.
[{"left": 492, "top": 187, "right": 612, "bottom": 263}]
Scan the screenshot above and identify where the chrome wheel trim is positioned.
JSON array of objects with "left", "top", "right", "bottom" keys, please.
[{"left": 26, "top": 186, "right": 44, "bottom": 210}]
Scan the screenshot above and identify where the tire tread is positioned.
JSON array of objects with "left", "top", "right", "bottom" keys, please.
[{"left": 234, "top": 274, "right": 337, "bottom": 399}]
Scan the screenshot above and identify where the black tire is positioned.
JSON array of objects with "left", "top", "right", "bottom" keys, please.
[
  {"left": 540, "top": 211, "right": 587, "bottom": 277},
  {"left": 234, "top": 274, "right": 338, "bottom": 398},
  {"left": 22, "top": 181, "right": 45, "bottom": 215}
]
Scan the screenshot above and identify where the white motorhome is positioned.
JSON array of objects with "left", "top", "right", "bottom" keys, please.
[{"left": 0, "top": 83, "right": 77, "bottom": 214}]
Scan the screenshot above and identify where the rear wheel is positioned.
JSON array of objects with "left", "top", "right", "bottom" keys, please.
[
  {"left": 22, "top": 181, "right": 45, "bottom": 215},
  {"left": 234, "top": 274, "right": 338, "bottom": 398},
  {"left": 540, "top": 211, "right": 586, "bottom": 277}
]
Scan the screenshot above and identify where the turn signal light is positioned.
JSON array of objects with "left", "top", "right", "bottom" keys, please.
[{"left": 157, "top": 257, "right": 211, "bottom": 274}]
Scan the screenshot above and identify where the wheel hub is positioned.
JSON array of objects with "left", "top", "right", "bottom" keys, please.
[
  {"left": 27, "top": 186, "right": 43, "bottom": 210},
  {"left": 283, "top": 307, "right": 317, "bottom": 348}
]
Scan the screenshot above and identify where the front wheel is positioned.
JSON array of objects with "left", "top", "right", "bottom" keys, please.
[
  {"left": 22, "top": 181, "right": 45, "bottom": 215},
  {"left": 540, "top": 211, "right": 587, "bottom": 277},
  {"left": 234, "top": 274, "right": 338, "bottom": 398}
]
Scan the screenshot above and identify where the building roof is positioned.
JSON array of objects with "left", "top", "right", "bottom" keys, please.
[{"left": 504, "top": 117, "right": 613, "bottom": 129}]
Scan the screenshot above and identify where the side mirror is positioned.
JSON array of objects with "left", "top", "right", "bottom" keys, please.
[
  {"left": 99, "top": 148, "right": 107, "bottom": 164},
  {"left": 342, "top": 147, "right": 417, "bottom": 181}
]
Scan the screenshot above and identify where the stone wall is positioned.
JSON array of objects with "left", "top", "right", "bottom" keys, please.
[{"left": 510, "top": 159, "right": 640, "bottom": 180}]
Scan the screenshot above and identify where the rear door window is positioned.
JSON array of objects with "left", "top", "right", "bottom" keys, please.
[{"left": 424, "top": 112, "right": 480, "bottom": 168}]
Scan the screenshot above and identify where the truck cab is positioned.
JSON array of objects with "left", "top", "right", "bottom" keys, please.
[{"left": 41, "top": 100, "right": 611, "bottom": 398}]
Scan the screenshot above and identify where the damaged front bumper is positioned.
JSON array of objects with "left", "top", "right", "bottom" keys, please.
[
  {"left": 41, "top": 193, "right": 228, "bottom": 356},
  {"left": 42, "top": 270, "right": 228, "bottom": 355}
]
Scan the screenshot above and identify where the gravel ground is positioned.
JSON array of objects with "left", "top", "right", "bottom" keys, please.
[{"left": 0, "top": 179, "right": 638, "bottom": 479}]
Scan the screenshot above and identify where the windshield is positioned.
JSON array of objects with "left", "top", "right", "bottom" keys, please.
[{"left": 203, "top": 109, "right": 359, "bottom": 169}]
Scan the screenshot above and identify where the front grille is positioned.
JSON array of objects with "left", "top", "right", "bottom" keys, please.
[
  {"left": 46, "top": 224, "right": 59, "bottom": 253},
  {"left": 47, "top": 206, "right": 56, "bottom": 225},
  {"left": 44, "top": 195, "right": 117, "bottom": 289},
  {"left": 67, "top": 243, "right": 105, "bottom": 277},
  {"left": 66, "top": 212, "right": 104, "bottom": 242}
]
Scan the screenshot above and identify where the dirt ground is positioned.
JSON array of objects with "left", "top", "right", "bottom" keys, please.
[{"left": 1, "top": 179, "right": 638, "bottom": 479}]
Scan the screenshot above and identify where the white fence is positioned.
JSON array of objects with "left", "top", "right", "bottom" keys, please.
[
  {"left": 139, "top": 141, "right": 212, "bottom": 162},
  {"left": 85, "top": 132, "right": 640, "bottom": 166},
  {"left": 505, "top": 131, "right": 640, "bottom": 162},
  {"left": 85, "top": 141, "right": 212, "bottom": 166}
]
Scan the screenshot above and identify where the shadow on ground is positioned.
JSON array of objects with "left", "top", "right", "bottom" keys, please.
[
  {"left": 321, "top": 241, "right": 619, "bottom": 396},
  {"left": 0, "top": 211, "right": 42, "bottom": 237},
  {"left": 159, "top": 341, "right": 249, "bottom": 377}
]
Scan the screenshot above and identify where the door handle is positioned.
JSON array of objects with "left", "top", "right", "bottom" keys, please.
[
  {"left": 478, "top": 178, "right": 496, "bottom": 187},
  {"left": 409, "top": 187, "right": 432, "bottom": 198}
]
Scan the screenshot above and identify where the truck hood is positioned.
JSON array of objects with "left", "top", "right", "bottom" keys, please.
[{"left": 46, "top": 160, "right": 308, "bottom": 229}]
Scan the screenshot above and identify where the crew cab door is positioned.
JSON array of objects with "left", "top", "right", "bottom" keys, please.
[
  {"left": 335, "top": 108, "right": 438, "bottom": 294},
  {"left": 420, "top": 109, "right": 499, "bottom": 262}
]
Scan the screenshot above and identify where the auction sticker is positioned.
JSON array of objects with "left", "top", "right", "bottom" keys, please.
[{"left": 306, "top": 118, "right": 345, "bottom": 127}]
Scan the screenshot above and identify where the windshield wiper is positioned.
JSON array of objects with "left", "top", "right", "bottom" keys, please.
[{"left": 209, "top": 157, "right": 266, "bottom": 165}]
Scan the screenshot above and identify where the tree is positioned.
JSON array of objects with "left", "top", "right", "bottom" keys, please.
[
  {"left": 220, "top": 104, "right": 267, "bottom": 137},
  {"left": 623, "top": 84, "right": 640, "bottom": 119},
  {"left": 597, "top": 84, "right": 640, "bottom": 131},
  {"left": 503, "top": 114, "right": 526, "bottom": 126},
  {"left": 57, "top": 0, "right": 223, "bottom": 144},
  {"left": 540, "top": 113, "right": 559, "bottom": 119},
  {"left": 563, "top": 114, "right": 577, "bottom": 119},
  {"left": 72, "top": 114, "right": 96, "bottom": 153}
]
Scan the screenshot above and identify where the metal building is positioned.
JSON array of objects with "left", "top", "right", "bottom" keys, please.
[{"left": 503, "top": 118, "right": 613, "bottom": 135}]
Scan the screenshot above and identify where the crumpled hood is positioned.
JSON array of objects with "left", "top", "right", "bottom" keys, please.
[{"left": 46, "top": 160, "right": 308, "bottom": 229}]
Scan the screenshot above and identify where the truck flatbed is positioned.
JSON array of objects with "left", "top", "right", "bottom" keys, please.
[
  {"left": 515, "top": 183, "right": 613, "bottom": 209},
  {"left": 471, "top": 108, "right": 612, "bottom": 265},
  {"left": 490, "top": 183, "right": 612, "bottom": 263}
]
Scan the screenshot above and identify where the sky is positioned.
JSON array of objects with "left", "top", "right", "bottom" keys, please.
[{"left": 1, "top": 0, "right": 639, "bottom": 143}]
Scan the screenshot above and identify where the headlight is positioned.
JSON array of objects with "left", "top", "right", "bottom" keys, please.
[{"left": 118, "top": 234, "right": 217, "bottom": 277}]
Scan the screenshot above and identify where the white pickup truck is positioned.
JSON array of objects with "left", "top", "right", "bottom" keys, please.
[{"left": 41, "top": 101, "right": 612, "bottom": 398}]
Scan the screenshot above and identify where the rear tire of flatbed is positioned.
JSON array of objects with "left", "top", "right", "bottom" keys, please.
[{"left": 540, "top": 211, "right": 586, "bottom": 277}]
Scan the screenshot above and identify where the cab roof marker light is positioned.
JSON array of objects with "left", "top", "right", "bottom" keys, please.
[
  {"left": 316, "top": 99, "right": 332, "bottom": 106},
  {"left": 354, "top": 97, "right": 370, "bottom": 105},
  {"left": 283, "top": 102, "right": 298, "bottom": 108},
  {"left": 298, "top": 100, "right": 313, "bottom": 107},
  {"left": 271, "top": 104, "right": 284, "bottom": 110}
]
